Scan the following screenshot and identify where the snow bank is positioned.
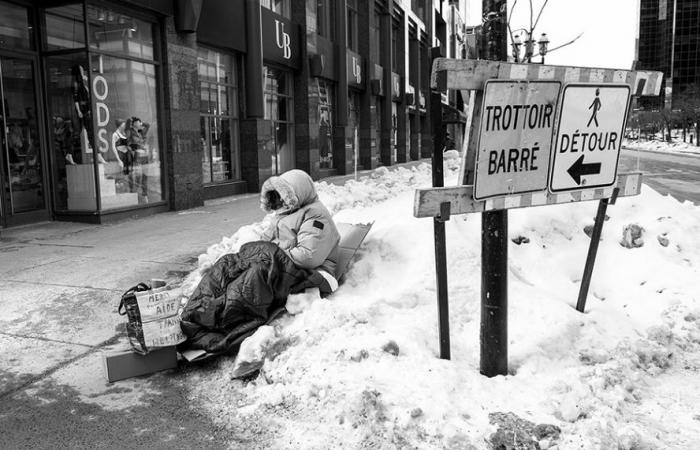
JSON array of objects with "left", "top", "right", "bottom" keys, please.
[
  {"left": 624, "top": 138, "right": 700, "bottom": 156},
  {"left": 182, "top": 154, "right": 700, "bottom": 449}
]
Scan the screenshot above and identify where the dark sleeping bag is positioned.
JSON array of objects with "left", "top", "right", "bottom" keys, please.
[{"left": 179, "top": 240, "right": 325, "bottom": 354}]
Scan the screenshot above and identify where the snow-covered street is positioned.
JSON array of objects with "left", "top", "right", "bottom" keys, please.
[{"left": 178, "top": 153, "right": 700, "bottom": 449}]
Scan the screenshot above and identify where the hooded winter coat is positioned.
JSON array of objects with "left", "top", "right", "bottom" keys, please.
[{"left": 260, "top": 169, "right": 340, "bottom": 278}]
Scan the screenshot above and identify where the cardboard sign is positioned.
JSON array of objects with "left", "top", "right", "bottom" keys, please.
[
  {"left": 134, "top": 287, "right": 183, "bottom": 322},
  {"left": 549, "top": 84, "right": 631, "bottom": 192},
  {"left": 133, "top": 287, "right": 186, "bottom": 349},
  {"left": 473, "top": 80, "right": 561, "bottom": 200}
]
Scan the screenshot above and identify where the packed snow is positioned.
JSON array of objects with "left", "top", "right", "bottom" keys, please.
[{"left": 180, "top": 152, "right": 700, "bottom": 449}]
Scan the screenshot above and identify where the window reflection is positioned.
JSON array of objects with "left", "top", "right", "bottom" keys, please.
[
  {"left": 0, "top": 2, "right": 33, "bottom": 50},
  {"left": 264, "top": 66, "right": 294, "bottom": 175},
  {"left": 45, "top": 5, "right": 85, "bottom": 51},
  {"left": 198, "top": 47, "right": 240, "bottom": 184},
  {"left": 87, "top": 6, "right": 154, "bottom": 60}
]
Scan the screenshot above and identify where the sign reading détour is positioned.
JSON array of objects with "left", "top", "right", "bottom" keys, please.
[
  {"left": 549, "top": 84, "right": 631, "bottom": 192},
  {"left": 473, "top": 80, "right": 561, "bottom": 200}
]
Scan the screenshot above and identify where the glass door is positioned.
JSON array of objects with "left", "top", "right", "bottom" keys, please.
[{"left": 0, "top": 56, "right": 47, "bottom": 226}]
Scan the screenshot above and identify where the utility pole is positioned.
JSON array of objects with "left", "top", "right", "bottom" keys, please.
[{"left": 480, "top": 0, "right": 509, "bottom": 377}]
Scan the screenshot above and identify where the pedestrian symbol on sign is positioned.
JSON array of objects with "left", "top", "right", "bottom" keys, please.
[{"left": 587, "top": 88, "right": 602, "bottom": 127}]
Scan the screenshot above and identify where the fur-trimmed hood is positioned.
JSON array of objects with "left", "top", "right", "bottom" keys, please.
[{"left": 260, "top": 169, "right": 318, "bottom": 213}]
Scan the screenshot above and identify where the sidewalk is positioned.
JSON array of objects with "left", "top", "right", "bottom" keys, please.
[{"left": 0, "top": 162, "right": 425, "bottom": 449}]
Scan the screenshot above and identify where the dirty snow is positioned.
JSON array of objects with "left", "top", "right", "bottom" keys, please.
[{"left": 182, "top": 152, "right": 700, "bottom": 449}]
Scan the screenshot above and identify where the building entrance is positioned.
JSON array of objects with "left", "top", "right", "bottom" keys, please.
[{"left": 0, "top": 55, "right": 48, "bottom": 227}]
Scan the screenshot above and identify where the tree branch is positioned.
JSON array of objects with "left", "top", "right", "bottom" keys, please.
[
  {"left": 546, "top": 32, "right": 584, "bottom": 53},
  {"left": 533, "top": 0, "right": 550, "bottom": 31}
]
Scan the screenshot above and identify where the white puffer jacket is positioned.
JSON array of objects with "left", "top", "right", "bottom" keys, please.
[{"left": 260, "top": 170, "right": 340, "bottom": 278}]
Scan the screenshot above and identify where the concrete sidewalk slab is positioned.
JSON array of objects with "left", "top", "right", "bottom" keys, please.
[
  {"left": 0, "top": 283, "right": 119, "bottom": 346},
  {"left": 3, "top": 257, "right": 184, "bottom": 292},
  {"left": 0, "top": 334, "right": 89, "bottom": 397}
]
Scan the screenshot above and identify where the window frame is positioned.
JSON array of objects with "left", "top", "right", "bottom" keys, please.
[{"left": 197, "top": 45, "right": 242, "bottom": 184}]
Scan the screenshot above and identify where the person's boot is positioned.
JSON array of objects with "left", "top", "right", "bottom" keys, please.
[{"left": 65, "top": 154, "right": 76, "bottom": 165}]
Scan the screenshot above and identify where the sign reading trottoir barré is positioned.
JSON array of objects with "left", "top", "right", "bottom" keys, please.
[
  {"left": 474, "top": 80, "right": 561, "bottom": 200},
  {"left": 549, "top": 84, "right": 631, "bottom": 192}
]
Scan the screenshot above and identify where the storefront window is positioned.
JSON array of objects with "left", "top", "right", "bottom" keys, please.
[
  {"left": 0, "top": 2, "right": 33, "bottom": 50},
  {"left": 316, "top": 0, "right": 334, "bottom": 39},
  {"left": 260, "top": 0, "right": 290, "bottom": 18},
  {"left": 349, "top": 92, "right": 360, "bottom": 168},
  {"left": 87, "top": 6, "right": 154, "bottom": 60},
  {"left": 45, "top": 5, "right": 85, "bottom": 51},
  {"left": 198, "top": 47, "right": 240, "bottom": 184},
  {"left": 90, "top": 54, "right": 161, "bottom": 209},
  {"left": 264, "top": 66, "right": 294, "bottom": 175},
  {"left": 317, "top": 80, "right": 334, "bottom": 170},
  {"left": 44, "top": 6, "right": 162, "bottom": 213},
  {"left": 46, "top": 53, "right": 93, "bottom": 211}
]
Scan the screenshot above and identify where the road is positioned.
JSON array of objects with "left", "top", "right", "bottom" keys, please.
[{"left": 619, "top": 148, "right": 700, "bottom": 205}]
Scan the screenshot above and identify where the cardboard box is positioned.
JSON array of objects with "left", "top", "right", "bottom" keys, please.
[{"left": 102, "top": 346, "right": 178, "bottom": 382}]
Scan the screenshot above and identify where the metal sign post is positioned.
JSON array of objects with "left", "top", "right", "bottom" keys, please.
[
  {"left": 430, "top": 47, "right": 451, "bottom": 360},
  {"left": 479, "top": 0, "right": 509, "bottom": 378}
]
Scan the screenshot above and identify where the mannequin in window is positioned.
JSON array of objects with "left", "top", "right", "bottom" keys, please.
[
  {"left": 127, "top": 116, "right": 150, "bottom": 200},
  {"left": 111, "top": 119, "right": 129, "bottom": 172},
  {"left": 54, "top": 116, "right": 75, "bottom": 165},
  {"left": 71, "top": 64, "right": 105, "bottom": 164}
]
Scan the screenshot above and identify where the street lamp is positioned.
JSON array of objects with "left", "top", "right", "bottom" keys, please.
[
  {"left": 511, "top": 33, "right": 522, "bottom": 62},
  {"left": 523, "top": 32, "right": 535, "bottom": 63},
  {"left": 538, "top": 33, "right": 550, "bottom": 64}
]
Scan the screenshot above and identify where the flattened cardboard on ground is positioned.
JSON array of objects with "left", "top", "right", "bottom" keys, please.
[
  {"left": 102, "top": 346, "right": 178, "bottom": 382},
  {"left": 335, "top": 222, "right": 373, "bottom": 280}
]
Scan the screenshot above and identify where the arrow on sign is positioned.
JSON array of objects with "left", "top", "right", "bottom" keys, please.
[{"left": 567, "top": 155, "right": 602, "bottom": 185}]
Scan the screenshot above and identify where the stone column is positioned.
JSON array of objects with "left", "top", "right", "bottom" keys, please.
[
  {"left": 380, "top": 11, "right": 393, "bottom": 166},
  {"left": 395, "top": 13, "right": 407, "bottom": 163},
  {"left": 240, "top": 0, "right": 266, "bottom": 191},
  {"left": 333, "top": 0, "right": 352, "bottom": 174},
  {"left": 163, "top": 16, "right": 203, "bottom": 210}
]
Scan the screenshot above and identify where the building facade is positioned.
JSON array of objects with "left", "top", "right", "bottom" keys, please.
[
  {"left": 636, "top": 0, "right": 700, "bottom": 109},
  {"left": 0, "top": 0, "right": 468, "bottom": 228}
]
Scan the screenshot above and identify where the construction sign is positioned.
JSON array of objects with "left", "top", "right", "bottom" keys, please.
[
  {"left": 473, "top": 80, "right": 561, "bottom": 200},
  {"left": 549, "top": 84, "right": 631, "bottom": 192}
]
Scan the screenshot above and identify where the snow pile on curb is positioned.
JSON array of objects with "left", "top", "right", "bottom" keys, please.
[
  {"left": 624, "top": 138, "right": 700, "bottom": 155},
  {"left": 182, "top": 156, "right": 700, "bottom": 449}
]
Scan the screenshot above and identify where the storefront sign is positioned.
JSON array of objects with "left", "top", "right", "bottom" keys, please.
[
  {"left": 92, "top": 74, "right": 110, "bottom": 153},
  {"left": 391, "top": 72, "right": 401, "bottom": 101},
  {"left": 347, "top": 50, "right": 364, "bottom": 89},
  {"left": 262, "top": 9, "right": 300, "bottom": 69}
]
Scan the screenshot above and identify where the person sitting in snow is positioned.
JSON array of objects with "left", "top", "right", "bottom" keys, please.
[
  {"left": 260, "top": 169, "right": 340, "bottom": 292},
  {"left": 179, "top": 169, "right": 340, "bottom": 355}
]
